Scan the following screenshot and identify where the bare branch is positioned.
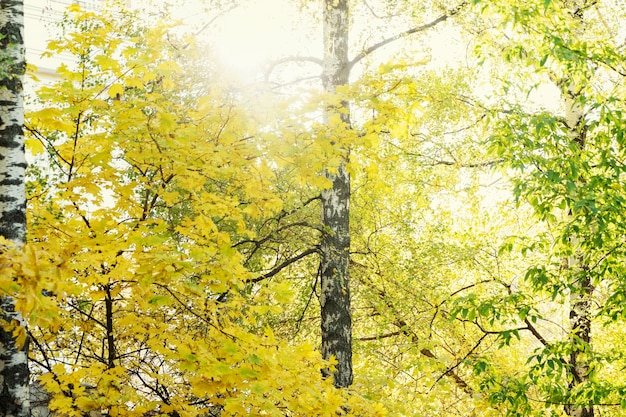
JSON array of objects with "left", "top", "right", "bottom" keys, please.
[
  {"left": 237, "top": 221, "right": 322, "bottom": 265},
  {"left": 193, "top": 2, "right": 239, "bottom": 40},
  {"left": 234, "top": 221, "right": 321, "bottom": 248},
  {"left": 524, "top": 318, "right": 549, "bottom": 347},
  {"left": 348, "top": 1, "right": 468, "bottom": 70},
  {"left": 247, "top": 247, "right": 319, "bottom": 283},
  {"left": 356, "top": 330, "right": 403, "bottom": 341},
  {"left": 274, "top": 195, "right": 321, "bottom": 222},
  {"left": 264, "top": 56, "right": 324, "bottom": 82},
  {"left": 425, "top": 158, "right": 504, "bottom": 168},
  {"left": 363, "top": 0, "right": 401, "bottom": 19},
  {"left": 431, "top": 333, "right": 488, "bottom": 389},
  {"left": 382, "top": 134, "right": 501, "bottom": 168},
  {"left": 294, "top": 272, "right": 319, "bottom": 335}
]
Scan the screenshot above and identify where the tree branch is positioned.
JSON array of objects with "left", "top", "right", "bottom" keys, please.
[
  {"left": 356, "top": 330, "right": 403, "bottom": 341},
  {"left": 348, "top": 1, "right": 468, "bottom": 70},
  {"left": 234, "top": 221, "right": 322, "bottom": 249},
  {"left": 431, "top": 333, "right": 488, "bottom": 389},
  {"left": 357, "top": 272, "right": 474, "bottom": 394},
  {"left": 274, "top": 195, "right": 321, "bottom": 223},
  {"left": 247, "top": 247, "right": 319, "bottom": 283},
  {"left": 264, "top": 56, "right": 324, "bottom": 82},
  {"left": 294, "top": 272, "right": 318, "bottom": 335},
  {"left": 425, "top": 158, "right": 504, "bottom": 168},
  {"left": 524, "top": 318, "right": 549, "bottom": 347},
  {"left": 153, "top": 283, "right": 239, "bottom": 341}
]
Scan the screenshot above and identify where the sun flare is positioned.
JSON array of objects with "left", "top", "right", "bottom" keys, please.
[{"left": 208, "top": 0, "right": 309, "bottom": 81}]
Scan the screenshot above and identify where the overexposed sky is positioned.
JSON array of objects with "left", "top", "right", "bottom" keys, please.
[
  {"left": 183, "top": 0, "right": 470, "bottom": 83},
  {"left": 25, "top": 0, "right": 469, "bottom": 83},
  {"left": 207, "top": 0, "right": 318, "bottom": 80}
]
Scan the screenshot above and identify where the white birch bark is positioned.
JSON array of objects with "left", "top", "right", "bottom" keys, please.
[
  {"left": 563, "top": 89, "right": 594, "bottom": 417},
  {"left": 320, "top": 0, "right": 353, "bottom": 388},
  {"left": 562, "top": 2, "right": 593, "bottom": 416},
  {"left": 0, "top": 1, "right": 29, "bottom": 416}
]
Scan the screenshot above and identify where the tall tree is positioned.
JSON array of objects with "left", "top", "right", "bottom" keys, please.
[
  {"left": 315, "top": 0, "right": 470, "bottom": 389},
  {"left": 0, "top": 0, "right": 28, "bottom": 416},
  {"left": 452, "top": 0, "right": 626, "bottom": 415},
  {"left": 561, "top": 4, "right": 593, "bottom": 416},
  {"left": 320, "top": 0, "right": 353, "bottom": 388}
]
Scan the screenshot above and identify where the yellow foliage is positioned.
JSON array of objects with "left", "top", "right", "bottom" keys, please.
[
  {"left": 13, "top": 4, "right": 393, "bottom": 416},
  {"left": 108, "top": 83, "right": 124, "bottom": 99}
]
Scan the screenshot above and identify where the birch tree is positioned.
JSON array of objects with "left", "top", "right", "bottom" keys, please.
[
  {"left": 0, "top": 0, "right": 28, "bottom": 416},
  {"left": 560, "top": 4, "right": 594, "bottom": 416},
  {"left": 451, "top": 0, "right": 626, "bottom": 415},
  {"left": 314, "top": 0, "right": 470, "bottom": 389},
  {"left": 320, "top": 0, "right": 353, "bottom": 389}
]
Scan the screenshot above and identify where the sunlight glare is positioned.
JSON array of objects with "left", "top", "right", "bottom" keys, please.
[{"left": 210, "top": 0, "right": 305, "bottom": 81}]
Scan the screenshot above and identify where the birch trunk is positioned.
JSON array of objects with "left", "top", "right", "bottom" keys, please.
[
  {"left": 320, "top": 0, "right": 353, "bottom": 388},
  {"left": 0, "top": 1, "right": 28, "bottom": 416},
  {"left": 563, "top": 92, "right": 594, "bottom": 417},
  {"left": 562, "top": 3, "right": 593, "bottom": 415}
]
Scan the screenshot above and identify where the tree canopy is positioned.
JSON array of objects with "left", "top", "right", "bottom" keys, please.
[{"left": 1, "top": 0, "right": 626, "bottom": 416}]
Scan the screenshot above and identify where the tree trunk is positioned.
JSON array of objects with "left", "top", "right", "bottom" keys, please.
[
  {"left": 562, "top": 3, "right": 593, "bottom": 415},
  {"left": 0, "top": 1, "right": 29, "bottom": 416},
  {"left": 565, "top": 263, "right": 593, "bottom": 417},
  {"left": 563, "top": 92, "right": 594, "bottom": 417},
  {"left": 320, "top": 0, "right": 353, "bottom": 388}
]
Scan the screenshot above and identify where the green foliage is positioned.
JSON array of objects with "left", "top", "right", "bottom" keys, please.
[{"left": 463, "top": 0, "right": 626, "bottom": 415}]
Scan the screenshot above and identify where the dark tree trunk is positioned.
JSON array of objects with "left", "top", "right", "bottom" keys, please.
[{"left": 320, "top": 0, "right": 353, "bottom": 388}]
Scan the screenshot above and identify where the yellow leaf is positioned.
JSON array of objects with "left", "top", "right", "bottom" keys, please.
[
  {"left": 158, "top": 112, "right": 177, "bottom": 130},
  {"left": 74, "top": 396, "right": 98, "bottom": 411},
  {"left": 124, "top": 77, "right": 144, "bottom": 89},
  {"left": 67, "top": 3, "right": 81, "bottom": 13},
  {"left": 26, "top": 137, "right": 45, "bottom": 155},
  {"left": 108, "top": 83, "right": 124, "bottom": 99},
  {"left": 157, "top": 60, "right": 182, "bottom": 73},
  {"left": 142, "top": 71, "right": 157, "bottom": 82},
  {"left": 50, "top": 395, "right": 73, "bottom": 413}
]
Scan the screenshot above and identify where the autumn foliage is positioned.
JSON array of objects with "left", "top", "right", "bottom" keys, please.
[
  {"left": 4, "top": 0, "right": 626, "bottom": 416},
  {"left": 0, "top": 4, "right": 387, "bottom": 416}
]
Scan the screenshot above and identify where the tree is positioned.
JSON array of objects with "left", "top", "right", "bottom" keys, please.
[
  {"left": 314, "top": 0, "right": 471, "bottom": 390},
  {"left": 0, "top": 0, "right": 28, "bottom": 416},
  {"left": 255, "top": 1, "right": 505, "bottom": 412},
  {"left": 19, "top": 4, "right": 387, "bottom": 416},
  {"left": 451, "top": 0, "right": 626, "bottom": 415},
  {"left": 319, "top": 0, "right": 353, "bottom": 389}
]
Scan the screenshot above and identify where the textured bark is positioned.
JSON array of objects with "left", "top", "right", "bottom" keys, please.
[
  {"left": 0, "top": 1, "right": 28, "bottom": 416},
  {"left": 562, "top": 3, "right": 593, "bottom": 415},
  {"left": 565, "top": 264, "right": 593, "bottom": 417},
  {"left": 320, "top": 0, "right": 352, "bottom": 388},
  {"left": 563, "top": 97, "right": 594, "bottom": 417}
]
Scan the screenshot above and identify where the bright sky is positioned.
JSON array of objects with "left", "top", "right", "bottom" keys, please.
[
  {"left": 183, "top": 0, "right": 318, "bottom": 81},
  {"left": 184, "top": 0, "right": 469, "bottom": 83},
  {"left": 25, "top": 0, "right": 469, "bottom": 84},
  {"left": 213, "top": 0, "right": 302, "bottom": 77}
]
